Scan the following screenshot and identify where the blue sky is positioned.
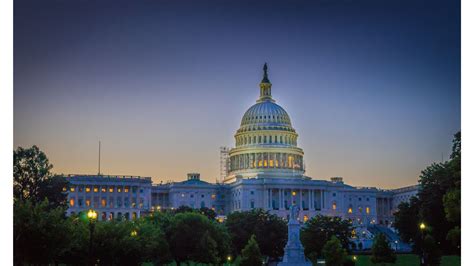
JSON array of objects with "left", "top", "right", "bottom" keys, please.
[{"left": 14, "top": 0, "right": 460, "bottom": 188}]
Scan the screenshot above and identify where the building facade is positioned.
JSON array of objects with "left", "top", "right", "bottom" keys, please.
[{"left": 65, "top": 65, "right": 418, "bottom": 232}]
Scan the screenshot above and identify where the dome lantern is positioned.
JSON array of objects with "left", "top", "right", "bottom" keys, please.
[{"left": 258, "top": 63, "right": 274, "bottom": 103}]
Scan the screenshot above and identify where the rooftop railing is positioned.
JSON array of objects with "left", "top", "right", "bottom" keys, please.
[{"left": 67, "top": 174, "right": 152, "bottom": 181}]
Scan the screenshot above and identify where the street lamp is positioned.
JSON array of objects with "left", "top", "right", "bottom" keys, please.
[
  {"left": 419, "top": 222, "right": 427, "bottom": 266},
  {"left": 87, "top": 209, "right": 98, "bottom": 266},
  {"left": 131, "top": 229, "right": 138, "bottom": 237}
]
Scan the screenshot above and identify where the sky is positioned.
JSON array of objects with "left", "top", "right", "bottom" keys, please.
[{"left": 14, "top": 0, "right": 460, "bottom": 188}]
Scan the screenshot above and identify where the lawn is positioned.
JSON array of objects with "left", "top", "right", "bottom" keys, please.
[{"left": 355, "top": 254, "right": 460, "bottom": 266}]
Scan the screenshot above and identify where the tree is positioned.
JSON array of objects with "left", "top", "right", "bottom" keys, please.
[
  {"left": 14, "top": 199, "right": 73, "bottom": 264},
  {"left": 422, "top": 234, "right": 442, "bottom": 266},
  {"left": 240, "top": 234, "right": 262, "bottom": 266},
  {"left": 14, "top": 145, "right": 53, "bottom": 201},
  {"left": 300, "top": 215, "right": 352, "bottom": 263},
  {"left": 321, "top": 236, "right": 347, "bottom": 266},
  {"left": 13, "top": 146, "right": 67, "bottom": 208},
  {"left": 371, "top": 233, "right": 396, "bottom": 264},
  {"left": 393, "top": 196, "right": 421, "bottom": 249},
  {"left": 418, "top": 132, "right": 461, "bottom": 253},
  {"left": 167, "top": 212, "right": 230, "bottom": 264},
  {"left": 199, "top": 206, "right": 217, "bottom": 220},
  {"left": 225, "top": 209, "right": 287, "bottom": 260}
]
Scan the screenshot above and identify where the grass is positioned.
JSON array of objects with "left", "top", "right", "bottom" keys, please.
[{"left": 355, "top": 254, "right": 460, "bottom": 266}]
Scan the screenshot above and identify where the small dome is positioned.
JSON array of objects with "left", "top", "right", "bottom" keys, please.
[{"left": 240, "top": 100, "right": 292, "bottom": 128}]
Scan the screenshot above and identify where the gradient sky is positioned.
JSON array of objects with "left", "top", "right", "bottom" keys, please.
[{"left": 14, "top": 0, "right": 460, "bottom": 188}]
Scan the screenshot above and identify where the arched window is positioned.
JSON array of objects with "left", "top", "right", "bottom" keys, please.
[
  {"left": 332, "top": 202, "right": 337, "bottom": 210},
  {"left": 201, "top": 201, "right": 205, "bottom": 208}
]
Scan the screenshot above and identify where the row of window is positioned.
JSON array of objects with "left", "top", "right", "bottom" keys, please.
[
  {"left": 65, "top": 185, "right": 145, "bottom": 194},
  {"left": 347, "top": 206, "right": 371, "bottom": 214},
  {"left": 229, "top": 152, "right": 303, "bottom": 171},
  {"left": 70, "top": 211, "right": 138, "bottom": 221},
  {"left": 235, "top": 134, "right": 297, "bottom": 146},
  {"left": 243, "top": 114, "right": 288, "bottom": 123},
  {"left": 69, "top": 196, "right": 145, "bottom": 209},
  {"left": 179, "top": 193, "right": 217, "bottom": 199}
]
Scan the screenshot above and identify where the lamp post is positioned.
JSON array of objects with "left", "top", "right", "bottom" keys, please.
[
  {"left": 87, "top": 209, "right": 98, "bottom": 266},
  {"left": 419, "top": 222, "right": 426, "bottom": 266}
]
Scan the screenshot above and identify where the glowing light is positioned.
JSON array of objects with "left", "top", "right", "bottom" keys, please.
[
  {"left": 131, "top": 230, "right": 138, "bottom": 237},
  {"left": 87, "top": 209, "right": 97, "bottom": 220},
  {"left": 420, "top": 223, "right": 426, "bottom": 230},
  {"left": 292, "top": 191, "right": 296, "bottom": 196}
]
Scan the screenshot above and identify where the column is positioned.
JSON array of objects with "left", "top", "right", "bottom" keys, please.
[
  {"left": 299, "top": 189, "right": 303, "bottom": 209},
  {"left": 269, "top": 189, "right": 273, "bottom": 209}
]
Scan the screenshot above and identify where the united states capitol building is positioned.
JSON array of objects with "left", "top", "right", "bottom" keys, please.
[{"left": 65, "top": 64, "right": 418, "bottom": 249}]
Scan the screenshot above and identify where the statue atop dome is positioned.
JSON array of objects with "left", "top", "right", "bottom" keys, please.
[{"left": 262, "top": 62, "right": 270, "bottom": 83}]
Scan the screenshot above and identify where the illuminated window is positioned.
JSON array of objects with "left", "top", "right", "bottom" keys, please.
[
  {"left": 124, "top": 187, "right": 129, "bottom": 193},
  {"left": 258, "top": 160, "right": 263, "bottom": 167},
  {"left": 348, "top": 208, "right": 353, "bottom": 214},
  {"left": 70, "top": 187, "right": 75, "bottom": 192},
  {"left": 109, "top": 187, "right": 114, "bottom": 193},
  {"left": 86, "top": 199, "right": 91, "bottom": 207},
  {"left": 303, "top": 215, "right": 309, "bottom": 222},
  {"left": 86, "top": 187, "right": 91, "bottom": 193},
  {"left": 93, "top": 187, "right": 98, "bottom": 193},
  {"left": 358, "top": 206, "right": 363, "bottom": 213},
  {"left": 264, "top": 160, "right": 267, "bottom": 167},
  {"left": 118, "top": 187, "right": 122, "bottom": 193},
  {"left": 181, "top": 193, "right": 185, "bottom": 197},
  {"left": 101, "top": 198, "right": 107, "bottom": 207},
  {"left": 69, "top": 198, "right": 75, "bottom": 207},
  {"left": 211, "top": 194, "right": 216, "bottom": 200},
  {"left": 269, "top": 160, "right": 274, "bottom": 167},
  {"left": 292, "top": 191, "right": 296, "bottom": 196},
  {"left": 62, "top": 187, "right": 67, "bottom": 192},
  {"left": 101, "top": 187, "right": 106, "bottom": 193},
  {"left": 332, "top": 202, "right": 337, "bottom": 210},
  {"left": 366, "top": 207, "right": 370, "bottom": 214}
]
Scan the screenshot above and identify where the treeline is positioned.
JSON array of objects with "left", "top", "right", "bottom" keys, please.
[{"left": 393, "top": 132, "right": 461, "bottom": 264}]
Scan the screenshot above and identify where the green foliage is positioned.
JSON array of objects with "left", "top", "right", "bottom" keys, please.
[
  {"left": 322, "top": 236, "right": 347, "bottom": 266},
  {"left": 393, "top": 197, "right": 421, "bottom": 250},
  {"left": 14, "top": 199, "right": 72, "bottom": 264},
  {"left": 13, "top": 146, "right": 67, "bottom": 208},
  {"left": 443, "top": 188, "right": 460, "bottom": 225},
  {"left": 240, "top": 234, "right": 262, "bottom": 266},
  {"left": 167, "top": 212, "right": 230, "bottom": 264},
  {"left": 422, "top": 234, "right": 442, "bottom": 266},
  {"left": 371, "top": 233, "right": 396, "bottom": 264},
  {"left": 393, "top": 132, "right": 461, "bottom": 254},
  {"left": 225, "top": 209, "right": 287, "bottom": 259},
  {"left": 199, "top": 207, "right": 217, "bottom": 220},
  {"left": 300, "top": 215, "right": 352, "bottom": 262}
]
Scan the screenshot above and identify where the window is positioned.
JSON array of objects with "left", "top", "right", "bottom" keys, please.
[
  {"left": 358, "top": 206, "right": 363, "bottom": 213},
  {"left": 303, "top": 215, "right": 309, "bottom": 222},
  {"left": 78, "top": 186, "right": 83, "bottom": 192},
  {"left": 181, "top": 193, "right": 185, "bottom": 197},
  {"left": 332, "top": 202, "right": 337, "bottom": 210},
  {"left": 109, "top": 187, "right": 114, "bottom": 193},
  {"left": 124, "top": 187, "right": 129, "bottom": 193},
  {"left": 101, "top": 198, "right": 107, "bottom": 207},
  {"left": 190, "top": 194, "right": 194, "bottom": 198},
  {"left": 62, "top": 187, "right": 67, "bottom": 192},
  {"left": 70, "top": 187, "right": 75, "bottom": 192},
  {"left": 366, "top": 207, "right": 370, "bottom": 214},
  {"left": 118, "top": 187, "right": 122, "bottom": 193},
  {"left": 101, "top": 187, "right": 106, "bottom": 193},
  {"left": 201, "top": 201, "right": 205, "bottom": 208},
  {"left": 211, "top": 194, "right": 216, "bottom": 200},
  {"left": 332, "top": 193, "right": 336, "bottom": 197},
  {"left": 85, "top": 199, "right": 91, "bottom": 207},
  {"left": 250, "top": 191, "right": 254, "bottom": 195},
  {"left": 69, "top": 198, "right": 75, "bottom": 207},
  {"left": 109, "top": 197, "right": 114, "bottom": 208},
  {"left": 132, "top": 187, "right": 137, "bottom": 193},
  {"left": 250, "top": 201, "right": 255, "bottom": 209},
  {"left": 348, "top": 208, "right": 353, "bottom": 214},
  {"left": 201, "top": 194, "right": 204, "bottom": 198},
  {"left": 86, "top": 187, "right": 91, "bottom": 193},
  {"left": 78, "top": 199, "right": 83, "bottom": 207},
  {"left": 93, "top": 187, "right": 98, "bottom": 193},
  {"left": 292, "top": 191, "right": 296, "bottom": 196},
  {"left": 359, "top": 197, "right": 362, "bottom": 201}
]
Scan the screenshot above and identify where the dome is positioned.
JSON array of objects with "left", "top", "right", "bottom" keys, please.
[{"left": 240, "top": 100, "right": 292, "bottom": 128}]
